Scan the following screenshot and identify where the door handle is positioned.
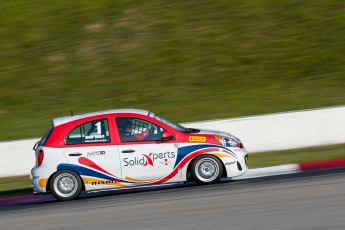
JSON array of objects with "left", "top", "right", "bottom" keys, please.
[
  {"left": 122, "top": 149, "right": 135, "bottom": 153},
  {"left": 69, "top": 153, "right": 82, "bottom": 156}
]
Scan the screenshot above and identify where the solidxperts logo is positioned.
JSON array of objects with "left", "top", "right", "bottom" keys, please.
[{"left": 123, "top": 151, "right": 176, "bottom": 167}]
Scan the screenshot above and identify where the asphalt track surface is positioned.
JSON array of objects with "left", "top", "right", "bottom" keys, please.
[{"left": 1, "top": 169, "right": 345, "bottom": 230}]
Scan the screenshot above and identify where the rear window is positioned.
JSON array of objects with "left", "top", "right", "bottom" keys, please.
[{"left": 39, "top": 124, "right": 54, "bottom": 146}]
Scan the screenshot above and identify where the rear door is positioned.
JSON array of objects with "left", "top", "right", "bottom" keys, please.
[{"left": 62, "top": 118, "right": 122, "bottom": 188}]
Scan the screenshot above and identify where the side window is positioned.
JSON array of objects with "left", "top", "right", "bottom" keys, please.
[
  {"left": 116, "top": 117, "right": 164, "bottom": 142},
  {"left": 66, "top": 119, "right": 110, "bottom": 144}
]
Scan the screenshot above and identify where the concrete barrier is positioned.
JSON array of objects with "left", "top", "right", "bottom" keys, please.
[
  {"left": 182, "top": 106, "right": 345, "bottom": 152},
  {"left": 0, "top": 138, "right": 39, "bottom": 177},
  {"left": 1, "top": 106, "right": 345, "bottom": 177}
]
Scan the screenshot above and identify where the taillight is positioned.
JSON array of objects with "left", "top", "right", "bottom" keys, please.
[{"left": 37, "top": 150, "right": 44, "bottom": 166}]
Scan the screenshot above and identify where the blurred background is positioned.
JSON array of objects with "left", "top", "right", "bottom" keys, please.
[{"left": 1, "top": 0, "right": 345, "bottom": 141}]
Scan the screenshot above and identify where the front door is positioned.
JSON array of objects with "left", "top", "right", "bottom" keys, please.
[{"left": 115, "top": 117, "right": 180, "bottom": 185}]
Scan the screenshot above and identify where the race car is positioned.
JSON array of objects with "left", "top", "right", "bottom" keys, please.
[{"left": 31, "top": 109, "right": 248, "bottom": 201}]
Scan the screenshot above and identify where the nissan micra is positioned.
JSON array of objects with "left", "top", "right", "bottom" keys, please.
[{"left": 31, "top": 109, "right": 248, "bottom": 201}]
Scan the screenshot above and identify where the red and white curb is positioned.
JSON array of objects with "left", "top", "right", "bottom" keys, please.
[{"left": 237, "top": 158, "right": 345, "bottom": 180}]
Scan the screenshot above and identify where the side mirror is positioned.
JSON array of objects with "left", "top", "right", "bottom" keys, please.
[{"left": 161, "top": 131, "right": 173, "bottom": 142}]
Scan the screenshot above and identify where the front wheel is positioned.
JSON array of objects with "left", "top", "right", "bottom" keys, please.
[
  {"left": 50, "top": 170, "right": 82, "bottom": 201},
  {"left": 191, "top": 155, "right": 223, "bottom": 184}
]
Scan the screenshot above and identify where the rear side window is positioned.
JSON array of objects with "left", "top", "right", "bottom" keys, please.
[
  {"left": 39, "top": 124, "right": 54, "bottom": 146},
  {"left": 66, "top": 119, "right": 110, "bottom": 145}
]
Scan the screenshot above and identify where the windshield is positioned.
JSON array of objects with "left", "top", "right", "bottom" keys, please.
[{"left": 152, "top": 115, "right": 190, "bottom": 133}]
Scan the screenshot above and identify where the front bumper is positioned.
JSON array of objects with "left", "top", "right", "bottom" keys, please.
[{"left": 224, "top": 148, "right": 248, "bottom": 178}]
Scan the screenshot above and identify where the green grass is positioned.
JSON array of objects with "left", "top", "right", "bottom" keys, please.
[
  {"left": 1, "top": 143, "right": 345, "bottom": 195},
  {"left": 248, "top": 143, "right": 345, "bottom": 168},
  {"left": 1, "top": 0, "right": 345, "bottom": 140},
  {"left": 0, "top": 175, "right": 31, "bottom": 195}
]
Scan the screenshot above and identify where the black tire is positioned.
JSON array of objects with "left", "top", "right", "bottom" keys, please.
[
  {"left": 191, "top": 155, "right": 223, "bottom": 185},
  {"left": 50, "top": 170, "right": 82, "bottom": 201}
]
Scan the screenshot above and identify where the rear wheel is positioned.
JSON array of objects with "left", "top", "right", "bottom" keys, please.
[
  {"left": 50, "top": 170, "right": 82, "bottom": 201},
  {"left": 191, "top": 155, "right": 223, "bottom": 184}
]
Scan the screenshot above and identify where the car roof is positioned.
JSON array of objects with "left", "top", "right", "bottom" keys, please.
[{"left": 52, "top": 109, "right": 151, "bottom": 127}]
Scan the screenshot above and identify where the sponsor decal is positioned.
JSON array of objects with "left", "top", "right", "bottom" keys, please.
[
  {"left": 123, "top": 151, "right": 176, "bottom": 167},
  {"left": 87, "top": 151, "right": 106, "bottom": 157},
  {"left": 84, "top": 139, "right": 108, "bottom": 143},
  {"left": 234, "top": 148, "right": 245, "bottom": 152},
  {"left": 85, "top": 134, "right": 105, "bottom": 139},
  {"left": 189, "top": 136, "right": 206, "bottom": 142},
  {"left": 91, "top": 179, "right": 120, "bottom": 185},
  {"left": 225, "top": 161, "right": 237, "bottom": 166}
]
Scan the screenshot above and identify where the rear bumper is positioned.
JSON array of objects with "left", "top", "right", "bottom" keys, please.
[{"left": 30, "top": 166, "right": 50, "bottom": 194}]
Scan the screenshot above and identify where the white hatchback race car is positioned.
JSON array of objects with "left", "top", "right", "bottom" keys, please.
[{"left": 31, "top": 109, "right": 248, "bottom": 201}]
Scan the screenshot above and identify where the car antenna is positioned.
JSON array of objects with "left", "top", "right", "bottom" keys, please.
[{"left": 71, "top": 110, "right": 74, "bottom": 116}]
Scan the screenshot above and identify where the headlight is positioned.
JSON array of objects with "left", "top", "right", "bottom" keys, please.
[{"left": 214, "top": 135, "right": 243, "bottom": 148}]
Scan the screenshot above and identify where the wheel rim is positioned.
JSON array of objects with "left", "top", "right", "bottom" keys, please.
[
  {"left": 195, "top": 158, "right": 220, "bottom": 182},
  {"left": 53, "top": 173, "right": 78, "bottom": 198}
]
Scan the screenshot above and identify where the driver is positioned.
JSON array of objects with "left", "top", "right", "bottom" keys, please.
[{"left": 117, "top": 118, "right": 150, "bottom": 141}]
